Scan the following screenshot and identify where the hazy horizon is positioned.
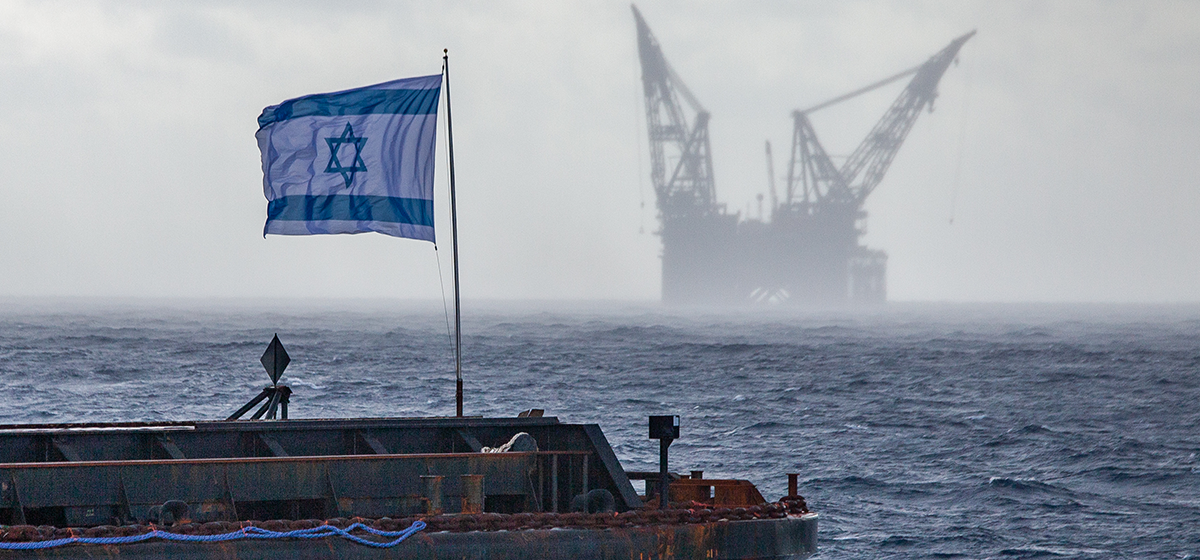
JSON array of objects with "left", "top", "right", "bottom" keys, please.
[
  {"left": 4, "top": 295, "right": 1200, "bottom": 317},
  {"left": 2, "top": 1, "right": 1197, "bottom": 303}
]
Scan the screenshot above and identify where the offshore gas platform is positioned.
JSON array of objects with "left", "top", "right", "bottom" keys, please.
[{"left": 633, "top": 6, "right": 973, "bottom": 305}]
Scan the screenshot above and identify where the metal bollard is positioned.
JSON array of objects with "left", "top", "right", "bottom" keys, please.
[
  {"left": 787, "top": 473, "right": 799, "bottom": 497},
  {"left": 421, "top": 475, "right": 444, "bottom": 515},
  {"left": 461, "top": 474, "right": 485, "bottom": 514}
]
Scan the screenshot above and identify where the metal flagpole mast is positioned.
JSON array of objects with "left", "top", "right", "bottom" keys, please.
[{"left": 443, "top": 49, "right": 464, "bottom": 418}]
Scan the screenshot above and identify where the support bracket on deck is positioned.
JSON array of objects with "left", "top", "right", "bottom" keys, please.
[
  {"left": 3, "top": 474, "right": 26, "bottom": 525},
  {"left": 155, "top": 434, "right": 186, "bottom": 459},
  {"left": 356, "top": 431, "right": 390, "bottom": 454},
  {"left": 51, "top": 437, "right": 84, "bottom": 462},
  {"left": 456, "top": 429, "right": 483, "bottom": 452},
  {"left": 257, "top": 433, "right": 288, "bottom": 457}
]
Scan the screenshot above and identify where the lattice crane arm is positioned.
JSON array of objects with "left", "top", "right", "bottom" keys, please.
[
  {"left": 786, "top": 111, "right": 853, "bottom": 205},
  {"left": 633, "top": 4, "right": 718, "bottom": 218},
  {"left": 786, "top": 31, "right": 973, "bottom": 210},
  {"left": 839, "top": 31, "right": 975, "bottom": 203}
]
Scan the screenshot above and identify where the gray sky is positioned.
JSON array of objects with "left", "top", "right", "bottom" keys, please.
[{"left": 1, "top": 1, "right": 1197, "bottom": 302}]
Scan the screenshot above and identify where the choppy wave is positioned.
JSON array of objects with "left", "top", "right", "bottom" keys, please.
[{"left": 1, "top": 302, "right": 1199, "bottom": 558}]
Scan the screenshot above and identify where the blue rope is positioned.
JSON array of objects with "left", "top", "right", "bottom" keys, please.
[{"left": 0, "top": 521, "right": 426, "bottom": 550}]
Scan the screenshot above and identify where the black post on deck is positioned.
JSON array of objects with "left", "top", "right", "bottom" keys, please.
[
  {"left": 649, "top": 415, "right": 679, "bottom": 509},
  {"left": 658, "top": 439, "right": 671, "bottom": 508}
]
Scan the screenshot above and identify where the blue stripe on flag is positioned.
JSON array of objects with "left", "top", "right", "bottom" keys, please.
[
  {"left": 258, "top": 87, "right": 440, "bottom": 129},
  {"left": 266, "top": 195, "right": 434, "bottom": 227}
]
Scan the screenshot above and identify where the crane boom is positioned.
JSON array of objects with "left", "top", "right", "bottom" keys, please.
[
  {"left": 840, "top": 31, "right": 975, "bottom": 202},
  {"left": 633, "top": 5, "right": 718, "bottom": 221},
  {"left": 786, "top": 31, "right": 973, "bottom": 208},
  {"left": 786, "top": 110, "right": 852, "bottom": 205}
]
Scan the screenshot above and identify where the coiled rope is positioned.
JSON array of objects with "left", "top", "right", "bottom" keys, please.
[{"left": 0, "top": 520, "right": 425, "bottom": 550}]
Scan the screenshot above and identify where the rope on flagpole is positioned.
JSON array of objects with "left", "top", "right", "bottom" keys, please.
[{"left": 433, "top": 246, "right": 457, "bottom": 370}]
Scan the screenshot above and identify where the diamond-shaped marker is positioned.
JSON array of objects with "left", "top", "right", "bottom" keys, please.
[{"left": 260, "top": 334, "right": 290, "bottom": 386}]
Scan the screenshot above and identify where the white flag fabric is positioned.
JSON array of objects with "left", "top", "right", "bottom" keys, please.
[{"left": 256, "top": 75, "right": 442, "bottom": 241}]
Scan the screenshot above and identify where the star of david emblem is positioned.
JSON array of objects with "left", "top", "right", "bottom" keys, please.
[{"left": 325, "top": 123, "right": 368, "bottom": 188}]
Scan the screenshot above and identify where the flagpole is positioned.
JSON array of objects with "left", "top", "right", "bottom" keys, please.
[{"left": 443, "top": 49, "right": 464, "bottom": 418}]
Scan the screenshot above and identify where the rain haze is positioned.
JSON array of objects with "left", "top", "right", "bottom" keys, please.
[{"left": 1, "top": 0, "right": 1198, "bottom": 303}]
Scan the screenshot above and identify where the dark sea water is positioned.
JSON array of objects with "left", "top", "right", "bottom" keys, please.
[{"left": 1, "top": 299, "right": 1198, "bottom": 559}]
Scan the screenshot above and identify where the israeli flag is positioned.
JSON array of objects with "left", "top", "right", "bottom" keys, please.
[{"left": 256, "top": 74, "right": 442, "bottom": 241}]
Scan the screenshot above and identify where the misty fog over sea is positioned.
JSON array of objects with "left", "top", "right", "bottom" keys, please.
[{"left": 0, "top": 300, "right": 1197, "bottom": 558}]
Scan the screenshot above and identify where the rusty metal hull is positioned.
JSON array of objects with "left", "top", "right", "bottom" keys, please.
[
  {"left": 0, "top": 417, "right": 643, "bottom": 525},
  {"left": 0, "top": 416, "right": 818, "bottom": 558},
  {"left": 0, "top": 516, "right": 817, "bottom": 560}
]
